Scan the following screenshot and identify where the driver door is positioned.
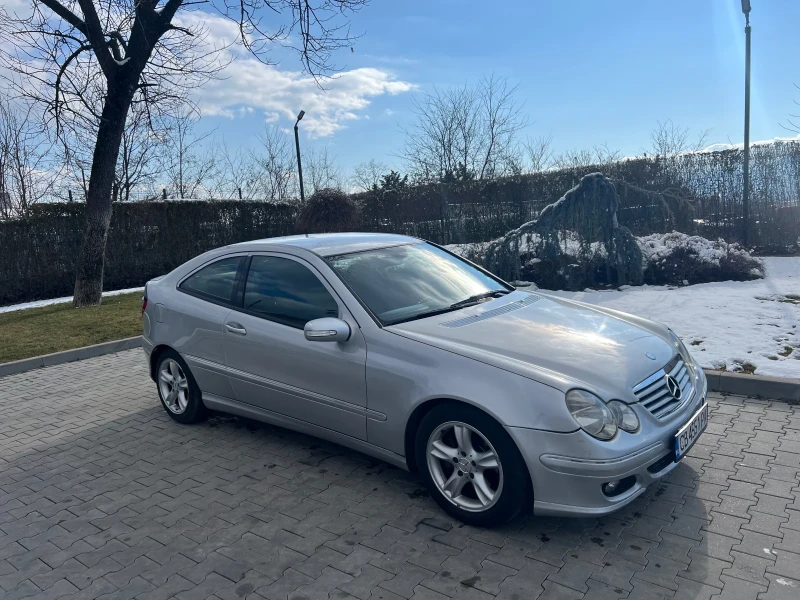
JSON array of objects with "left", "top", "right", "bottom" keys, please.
[{"left": 223, "top": 253, "right": 368, "bottom": 440}]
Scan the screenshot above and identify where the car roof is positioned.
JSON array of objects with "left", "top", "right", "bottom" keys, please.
[{"left": 227, "top": 232, "right": 421, "bottom": 257}]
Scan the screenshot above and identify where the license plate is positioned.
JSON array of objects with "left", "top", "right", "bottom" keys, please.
[{"left": 674, "top": 403, "right": 708, "bottom": 460}]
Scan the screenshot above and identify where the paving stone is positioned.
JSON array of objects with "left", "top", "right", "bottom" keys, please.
[
  {"left": 741, "top": 512, "right": 788, "bottom": 538},
  {"left": 337, "top": 564, "right": 394, "bottom": 599},
  {"left": 545, "top": 555, "right": 597, "bottom": 593},
  {"left": 714, "top": 574, "right": 767, "bottom": 599},
  {"left": 759, "top": 572, "right": 800, "bottom": 600},
  {"left": 681, "top": 552, "right": 729, "bottom": 589},
  {"left": 722, "top": 549, "right": 773, "bottom": 587},
  {"left": 379, "top": 563, "right": 435, "bottom": 598},
  {"left": 628, "top": 578, "right": 675, "bottom": 599},
  {"left": 537, "top": 579, "right": 583, "bottom": 599},
  {"left": 766, "top": 549, "right": 800, "bottom": 581}
]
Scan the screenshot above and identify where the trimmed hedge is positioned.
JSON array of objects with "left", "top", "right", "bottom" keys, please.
[{"left": 0, "top": 201, "right": 297, "bottom": 305}]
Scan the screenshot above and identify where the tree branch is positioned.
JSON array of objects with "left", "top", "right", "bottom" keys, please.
[
  {"left": 75, "top": 0, "right": 116, "bottom": 77},
  {"left": 38, "top": 0, "right": 88, "bottom": 36}
]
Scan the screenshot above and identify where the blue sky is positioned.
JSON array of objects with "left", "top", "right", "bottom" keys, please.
[{"left": 196, "top": 0, "right": 800, "bottom": 175}]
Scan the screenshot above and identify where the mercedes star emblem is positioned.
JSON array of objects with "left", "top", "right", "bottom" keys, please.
[{"left": 665, "top": 375, "right": 682, "bottom": 400}]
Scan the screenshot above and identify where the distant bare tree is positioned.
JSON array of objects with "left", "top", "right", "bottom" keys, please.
[
  {"left": 0, "top": 97, "right": 59, "bottom": 218},
  {"left": 523, "top": 134, "right": 553, "bottom": 172},
  {"left": 250, "top": 124, "right": 296, "bottom": 201},
  {"left": 402, "top": 75, "right": 527, "bottom": 182},
  {"left": 115, "top": 106, "right": 167, "bottom": 202},
  {"left": 593, "top": 143, "right": 622, "bottom": 165},
  {"left": 552, "top": 148, "right": 596, "bottom": 170},
  {"left": 1, "top": 0, "right": 369, "bottom": 305},
  {"left": 351, "top": 158, "right": 387, "bottom": 191},
  {"left": 306, "top": 145, "right": 343, "bottom": 193},
  {"left": 162, "top": 107, "right": 218, "bottom": 199},
  {"left": 215, "top": 142, "right": 259, "bottom": 201},
  {"left": 649, "top": 120, "right": 710, "bottom": 156}
]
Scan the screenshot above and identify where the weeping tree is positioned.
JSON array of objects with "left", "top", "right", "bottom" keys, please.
[
  {"left": 481, "top": 173, "right": 644, "bottom": 287},
  {"left": 0, "top": 0, "right": 367, "bottom": 306}
]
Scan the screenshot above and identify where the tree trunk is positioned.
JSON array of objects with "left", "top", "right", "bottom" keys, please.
[{"left": 73, "top": 81, "right": 136, "bottom": 307}]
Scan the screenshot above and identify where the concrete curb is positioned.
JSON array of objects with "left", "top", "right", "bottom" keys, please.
[
  {"left": 0, "top": 336, "right": 143, "bottom": 379},
  {"left": 704, "top": 369, "right": 800, "bottom": 403}
]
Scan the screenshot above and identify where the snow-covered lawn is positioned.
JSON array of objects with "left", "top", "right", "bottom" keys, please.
[{"left": 544, "top": 257, "right": 799, "bottom": 378}]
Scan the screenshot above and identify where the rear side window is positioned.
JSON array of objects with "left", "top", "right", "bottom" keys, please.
[
  {"left": 179, "top": 256, "right": 243, "bottom": 304},
  {"left": 243, "top": 256, "right": 338, "bottom": 328}
]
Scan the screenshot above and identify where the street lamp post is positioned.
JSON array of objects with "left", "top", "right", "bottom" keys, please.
[
  {"left": 741, "top": 0, "right": 752, "bottom": 246},
  {"left": 294, "top": 110, "right": 306, "bottom": 203}
]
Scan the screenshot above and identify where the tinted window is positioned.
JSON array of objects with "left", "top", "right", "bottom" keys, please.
[
  {"left": 327, "top": 243, "right": 509, "bottom": 325},
  {"left": 179, "top": 256, "right": 242, "bottom": 303},
  {"left": 243, "top": 256, "right": 338, "bottom": 328}
]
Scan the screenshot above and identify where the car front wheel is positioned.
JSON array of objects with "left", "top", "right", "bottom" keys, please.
[
  {"left": 155, "top": 349, "right": 207, "bottom": 424},
  {"left": 415, "top": 403, "right": 531, "bottom": 526}
]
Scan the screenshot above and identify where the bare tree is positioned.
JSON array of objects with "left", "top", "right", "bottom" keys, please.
[
  {"left": 782, "top": 83, "right": 800, "bottom": 134},
  {"left": 523, "top": 134, "right": 553, "bottom": 173},
  {"left": 115, "top": 106, "right": 167, "bottom": 202},
  {"left": 351, "top": 158, "right": 387, "bottom": 191},
  {"left": 551, "top": 148, "right": 596, "bottom": 170},
  {"left": 649, "top": 119, "right": 710, "bottom": 156},
  {"left": 593, "top": 143, "right": 622, "bottom": 165},
  {"left": 162, "top": 107, "right": 218, "bottom": 199},
  {"left": 0, "top": 97, "right": 59, "bottom": 218},
  {"left": 401, "top": 75, "right": 527, "bottom": 182},
  {"left": 249, "top": 124, "right": 296, "bottom": 201},
  {"left": 306, "top": 145, "right": 343, "bottom": 193},
  {"left": 0, "top": 0, "right": 368, "bottom": 306},
  {"left": 214, "top": 142, "right": 258, "bottom": 200}
]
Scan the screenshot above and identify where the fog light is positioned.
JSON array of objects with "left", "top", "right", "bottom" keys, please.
[{"left": 602, "top": 476, "right": 636, "bottom": 497}]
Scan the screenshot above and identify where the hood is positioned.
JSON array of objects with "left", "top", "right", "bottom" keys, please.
[{"left": 387, "top": 291, "right": 675, "bottom": 400}]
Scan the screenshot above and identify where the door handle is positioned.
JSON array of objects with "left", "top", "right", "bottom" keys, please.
[{"left": 225, "top": 322, "right": 247, "bottom": 335}]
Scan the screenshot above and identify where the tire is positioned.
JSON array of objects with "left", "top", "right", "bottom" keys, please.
[
  {"left": 415, "top": 402, "right": 531, "bottom": 527},
  {"left": 155, "top": 349, "right": 207, "bottom": 424}
]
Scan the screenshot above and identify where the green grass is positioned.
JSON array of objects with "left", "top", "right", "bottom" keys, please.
[{"left": 0, "top": 292, "right": 143, "bottom": 364}]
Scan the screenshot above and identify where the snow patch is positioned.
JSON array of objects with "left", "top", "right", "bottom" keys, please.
[{"left": 0, "top": 287, "right": 144, "bottom": 314}]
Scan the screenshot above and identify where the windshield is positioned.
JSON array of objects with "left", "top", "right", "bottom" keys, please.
[{"left": 326, "top": 243, "right": 511, "bottom": 325}]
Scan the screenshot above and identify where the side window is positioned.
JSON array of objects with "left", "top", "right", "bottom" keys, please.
[
  {"left": 242, "top": 256, "right": 339, "bottom": 328},
  {"left": 179, "top": 256, "right": 243, "bottom": 304}
]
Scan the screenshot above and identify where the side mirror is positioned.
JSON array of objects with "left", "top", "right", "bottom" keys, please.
[{"left": 304, "top": 318, "right": 351, "bottom": 342}]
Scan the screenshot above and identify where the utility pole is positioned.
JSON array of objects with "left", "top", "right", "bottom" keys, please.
[
  {"left": 741, "top": 0, "right": 752, "bottom": 246},
  {"left": 294, "top": 110, "right": 306, "bottom": 202}
]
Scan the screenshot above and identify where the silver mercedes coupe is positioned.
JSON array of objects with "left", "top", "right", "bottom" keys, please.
[{"left": 141, "top": 233, "right": 708, "bottom": 526}]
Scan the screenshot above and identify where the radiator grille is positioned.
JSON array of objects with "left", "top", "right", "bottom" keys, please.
[{"left": 633, "top": 355, "right": 693, "bottom": 419}]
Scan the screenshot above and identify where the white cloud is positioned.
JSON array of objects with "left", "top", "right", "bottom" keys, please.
[{"left": 177, "top": 11, "right": 414, "bottom": 137}]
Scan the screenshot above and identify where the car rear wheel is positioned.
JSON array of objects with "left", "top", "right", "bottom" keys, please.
[
  {"left": 415, "top": 403, "right": 531, "bottom": 526},
  {"left": 155, "top": 350, "right": 206, "bottom": 424}
]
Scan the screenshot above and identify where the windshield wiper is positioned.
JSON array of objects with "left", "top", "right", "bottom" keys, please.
[
  {"left": 386, "top": 290, "right": 511, "bottom": 326},
  {"left": 449, "top": 289, "right": 510, "bottom": 309}
]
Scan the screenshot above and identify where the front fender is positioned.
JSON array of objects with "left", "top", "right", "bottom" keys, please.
[{"left": 364, "top": 330, "right": 577, "bottom": 457}]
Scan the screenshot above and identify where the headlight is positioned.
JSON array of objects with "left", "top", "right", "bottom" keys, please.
[
  {"left": 608, "top": 400, "right": 640, "bottom": 433},
  {"left": 565, "top": 390, "right": 617, "bottom": 440}
]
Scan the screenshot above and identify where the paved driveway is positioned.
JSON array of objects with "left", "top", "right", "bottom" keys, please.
[{"left": 1, "top": 349, "right": 799, "bottom": 600}]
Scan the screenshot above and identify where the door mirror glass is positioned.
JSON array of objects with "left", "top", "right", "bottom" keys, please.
[{"left": 304, "top": 318, "right": 351, "bottom": 342}]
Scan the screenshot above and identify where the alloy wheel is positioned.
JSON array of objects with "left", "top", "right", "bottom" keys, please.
[
  {"left": 158, "top": 358, "right": 189, "bottom": 414},
  {"left": 426, "top": 421, "right": 504, "bottom": 512}
]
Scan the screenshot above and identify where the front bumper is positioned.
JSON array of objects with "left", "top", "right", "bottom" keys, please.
[{"left": 508, "top": 368, "right": 707, "bottom": 517}]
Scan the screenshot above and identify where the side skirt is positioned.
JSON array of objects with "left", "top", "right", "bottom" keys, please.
[{"left": 202, "top": 392, "right": 409, "bottom": 471}]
